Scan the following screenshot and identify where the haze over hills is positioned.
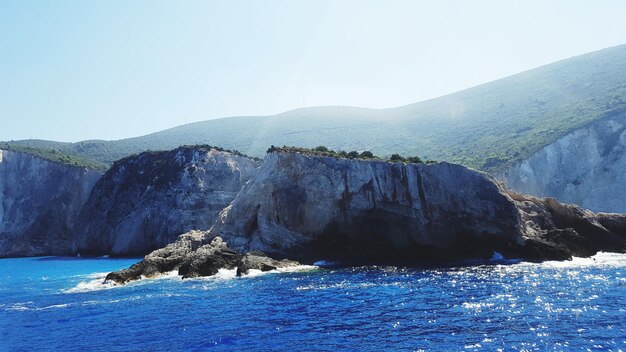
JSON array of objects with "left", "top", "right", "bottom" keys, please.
[{"left": 3, "top": 44, "right": 626, "bottom": 172}]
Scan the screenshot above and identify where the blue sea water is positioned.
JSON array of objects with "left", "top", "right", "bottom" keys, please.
[{"left": 1, "top": 254, "right": 625, "bottom": 351}]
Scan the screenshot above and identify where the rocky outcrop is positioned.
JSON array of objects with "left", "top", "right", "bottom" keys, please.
[
  {"left": 105, "top": 231, "right": 231, "bottom": 283},
  {"left": 0, "top": 150, "right": 102, "bottom": 257},
  {"left": 499, "top": 111, "right": 626, "bottom": 213},
  {"left": 74, "top": 146, "right": 258, "bottom": 256},
  {"left": 213, "top": 152, "right": 525, "bottom": 261},
  {"left": 507, "top": 192, "right": 626, "bottom": 259},
  {"left": 236, "top": 251, "right": 300, "bottom": 276},
  {"left": 108, "top": 151, "right": 626, "bottom": 283},
  {"left": 210, "top": 152, "right": 625, "bottom": 262},
  {"left": 105, "top": 231, "right": 299, "bottom": 284}
]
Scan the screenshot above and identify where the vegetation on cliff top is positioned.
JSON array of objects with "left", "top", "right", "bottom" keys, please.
[
  {"left": 0, "top": 143, "right": 261, "bottom": 171},
  {"left": 0, "top": 142, "right": 108, "bottom": 170},
  {"left": 267, "top": 145, "right": 434, "bottom": 164},
  {"left": 116, "top": 144, "right": 262, "bottom": 165}
]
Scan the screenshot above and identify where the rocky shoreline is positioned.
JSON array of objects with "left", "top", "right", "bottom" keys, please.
[{"left": 106, "top": 151, "right": 626, "bottom": 284}]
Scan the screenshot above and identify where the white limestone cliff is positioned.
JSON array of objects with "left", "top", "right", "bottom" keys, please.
[
  {"left": 499, "top": 112, "right": 626, "bottom": 213},
  {"left": 0, "top": 150, "right": 102, "bottom": 257}
]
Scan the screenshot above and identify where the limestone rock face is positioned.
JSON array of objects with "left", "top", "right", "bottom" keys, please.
[
  {"left": 74, "top": 146, "right": 258, "bottom": 256},
  {"left": 499, "top": 112, "right": 626, "bottom": 213},
  {"left": 211, "top": 152, "right": 626, "bottom": 262},
  {"left": 211, "top": 153, "right": 520, "bottom": 261},
  {"left": 0, "top": 150, "right": 102, "bottom": 257}
]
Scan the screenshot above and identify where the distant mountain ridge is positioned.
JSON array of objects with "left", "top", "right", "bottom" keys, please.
[{"left": 4, "top": 44, "right": 626, "bottom": 172}]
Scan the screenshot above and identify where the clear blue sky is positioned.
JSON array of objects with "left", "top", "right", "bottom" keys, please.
[{"left": 2, "top": 0, "right": 626, "bottom": 142}]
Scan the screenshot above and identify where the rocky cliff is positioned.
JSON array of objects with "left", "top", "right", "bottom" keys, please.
[
  {"left": 212, "top": 152, "right": 626, "bottom": 261},
  {"left": 74, "top": 146, "right": 259, "bottom": 256},
  {"left": 0, "top": 150, "right": 102, "bottom": 257},
  {"left": 499, "top": 111, "right": 626, "bottom": 213},
  {"left": 107, "top": 151, "right": 626, "bottom": 283},
  {"left": 213, "top": 153, "right": 525, "bottom": 261}
]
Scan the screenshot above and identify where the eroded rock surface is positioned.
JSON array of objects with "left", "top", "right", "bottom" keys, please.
[
  {"left": 499, "top": 112, "right": 626, "bottom": 213},
  {"left": 509, "top": 192, "right": 626, "bottom": 260},
  {"left": 0, "top": 150, "right": 102, "bottom": 257},
  {"left": 105, "top": 231, "right": 299, "bottom": 284},
  {"left": 74, "top": 146, "right": 258, "bottom": 256},
  {"left": 212, "top": 152, "right": 626, "bottom": 262},
  {"left": 236, "top": 251, "right": 301, "bottom": 276}
]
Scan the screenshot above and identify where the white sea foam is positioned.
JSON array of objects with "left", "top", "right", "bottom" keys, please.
[
  {"left": 241, "top": 265, "right": 318, "bottom": 278},
  {"left": 518, "top": 252, "right": 626, "bottom": 269},
  {"left": 38, "top": 303, "right": 71, "bottom": 310},
  {"left": 62, "top": 274, "right": 118, "bottom": 293},
  {"left": 64, "top": 264, "right": 318, "bottom": 292},
  {"left": 84, "top": 272, "right": 112, "bottom": 279},
  {"left": 195, "top": 265, "right": 318, "bottom": 281},
  {"left": 212, "top": 268, "right": 238, "bottom": 280},
  {"left": 141, "top": 269, "right": 180, "bottom": 280},
  {"left": 63, "top": 269, "right": 181, "bottom": 293},
  {"left": 5, "top": 301, "right": 72, "bottom": 312},
  {"left": 6, "top": 302, "right": 33, "bottom": 311},
  {"left": 241, "top": 268, "right": 265, "bottom": 277}
]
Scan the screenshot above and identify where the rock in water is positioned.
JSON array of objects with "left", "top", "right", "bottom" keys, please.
[
  {"left": 105, "top": 231, "right": 220, "bottom": 283},
  {"left": 105, "top": 232, "right": 298, "bottom": 284},
  {"left": 178, "top": 236, "right": 240, "bottom": 279},
  {"left": 236, "top": 251, "right": 300, "bottom": 276},
  {"left": 0, "top": 150, "right": 102, "bottom": 257},
  {"left": 74, "top": 146, "right": 258, "bottom": 256}
]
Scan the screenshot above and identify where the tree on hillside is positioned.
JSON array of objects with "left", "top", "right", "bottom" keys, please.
[
  {"left": 360, "top": 151, "right": 374, "bottom": 158},
  {"left": 347, "top": 151, "right": 359, "bottom": 159},
  {"left": 407, "top": 156, "right": 423, "bottom": 164},
  {"left": 389, "top": 153, "right": 404, "bottom": 162}
]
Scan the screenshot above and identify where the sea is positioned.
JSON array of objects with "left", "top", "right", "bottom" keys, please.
[{"left": 1, "top": 253, "right": 625, "bottom": 351}]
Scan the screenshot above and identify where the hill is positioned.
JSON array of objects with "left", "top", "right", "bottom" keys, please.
[
  {"left": 5, "top": 44, "right": 626, "bottom": 172},
  {"left": 0, "top": 142, "right": 108, "bottom": 170}
]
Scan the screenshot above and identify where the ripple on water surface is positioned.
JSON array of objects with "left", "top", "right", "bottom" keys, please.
[{"left": 0, "top": 253, "right": 624, "bottom": 351}]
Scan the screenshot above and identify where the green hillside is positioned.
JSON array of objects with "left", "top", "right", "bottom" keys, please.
[
  {"left": 5, "top": 44, "right": 626, "bottom": 172},
  {"left": 0, "top": 142, "right": 108, "bottom": 170}
]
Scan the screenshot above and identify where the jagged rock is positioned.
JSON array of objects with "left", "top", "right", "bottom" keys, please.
[
  {"left": 236, "top": 251, "right": 300, "bottom": 276},
  {"left": 75, "top": 146, "right": 258, "bottom": 256},
  {"left": 178, "top": 237, "right": 241, "bottom": 279},
  {"left": 508, "top": 192, "right": 626, "bottom": 260},
  {"left": 105, "top": 230, "right": 211, "bottom": 284},
  {"left": 0, "top": 150, "right": 102, "bottom": 257},
  {"left": 105, "top": 232, "right": 299, "bottom": 284}
]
